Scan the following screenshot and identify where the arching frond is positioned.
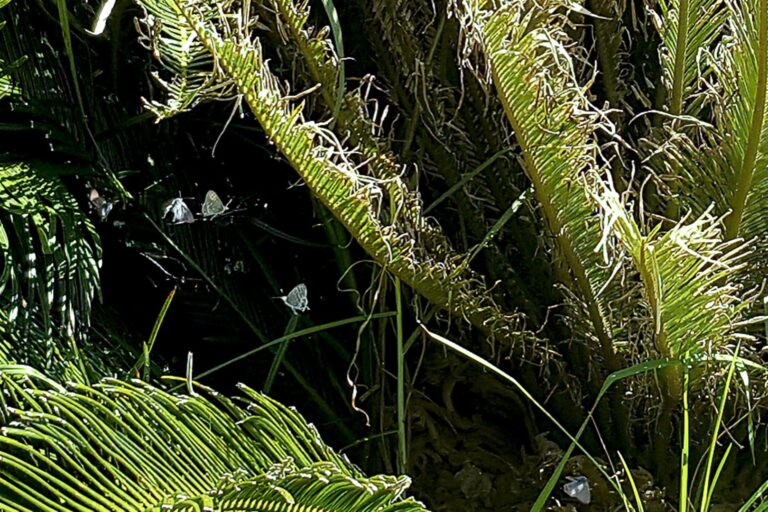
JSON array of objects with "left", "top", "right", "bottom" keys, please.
[
  {"left": 135, "top": 0, "right": 534, "bottom": 351},
  {"left": 149, "top": 463, "right": 425, "bottom": 511},
  {"left": 716, "top": 0, "right": 768, "bottom": 244},
  {"left": 653, "top": 0, "right": 726, "bottom": 115},
  {"left": 136, "top": 0, "right": 237, "bottom": 121},
  {"left": 673, "top": 0, "right": 768, "bottom": 286},
  {"left": 597, "top": 189, "right": 751, "bottom": 363},
  {"left": 474, "top": 2, "right": 623, "bottom": 367},
  {"left": 0, "top": 369, "right": 426, "bottom": 511}
]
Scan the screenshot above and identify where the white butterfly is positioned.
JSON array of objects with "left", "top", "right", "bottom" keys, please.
[
  {"left": 89, "top": 188, "right": 114, "bottom": 221},
  {"left": 275, "top": 283, "right": 309, "bottom": 314},
  {"left": 163, "top": 197, "right": 195, "bottom": 224},
  {"left": 201, "top": 189, "right": 230, "bottom": 218},
  {"left": 563, "top": 475, "right": 590, "bottom": 504}
]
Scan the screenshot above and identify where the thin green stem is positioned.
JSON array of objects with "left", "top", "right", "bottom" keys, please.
[
  {"left": 701, "top": 348, "right": 740, "bottom": 510},
  {"left": 185, "top": 312, "right": 395, "bottom": 384},
  {"left": 680, "top": 368, "right": 690, "bottom": 511},
  {"left": 395, "top": 277, "right": 406, "bottom": 474},
  {"left": 264, "top": 314, "right": 299, "bottom": 393}
]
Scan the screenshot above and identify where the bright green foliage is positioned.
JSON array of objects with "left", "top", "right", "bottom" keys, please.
[
  {"left": 655, "top": 0, "right": 726, "bottom": 115},
  {"left": 0, "top": 163, "right": 100, "bottom": 339},
  {"left": 478, "top": 3, "right": 622, "bottom": 366},
  {"left": 0, "top": 368, "right": 427, "bottom": 512},
  {"left": 5, "top": 0, "right": 768, "bottom": 508}
]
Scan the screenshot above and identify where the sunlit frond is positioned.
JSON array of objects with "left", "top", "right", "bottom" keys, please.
[
  {"left": 135, "top": 0, "right": 536, "bottom": 352},
  {"left": 653, "top": 0, "right": 726, "bottom": 115},
  {"left": 0, "top": 163, "right": 101, "bottom": 341},
  {"left": 0, "top": 369, "right": 427, "bottom": 511},
  {"left": 474, "top": 2, "right": 623, "bottom": 365}
]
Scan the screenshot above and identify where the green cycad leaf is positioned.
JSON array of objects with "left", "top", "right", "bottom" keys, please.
[
  {"left": 716, "top": 0, "right": 768, "bottom": 243},
  {"left": 654, "top": 0, "right": 726, "bottom": 115},
  {"left": 0, "top": 369, "right": 427, "bottom": 512},
  {"left": 675, "top": 0, "right": 768, "bottom": 284},
  {"left": 0, "top": 163, "right": 101, "bottom": 341},
  {"left": 477, "top": 3, "right": 621, "bottom": 366},
  {"left": 596, "top": 189, "right": 751, "bottom": 363},
  {"left": 150, "top": 462, "right": 425, "bottom": 511},
  {"left": 135, "top": 0, "right": 532, "bottom": 349},
  {"left": 136, "top": 0, "right": 236, "bottom": 121}
]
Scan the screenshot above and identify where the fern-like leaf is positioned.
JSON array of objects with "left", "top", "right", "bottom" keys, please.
[
  {"left": 653, "top": 0, "right": 726, "bottom": 114},
  {"left": 0, "top": 369, "right": 427, "bottom": 511},
  {"left": 0, "top": 163, "right": 101, "bottom": 341},
  {"left": 717, "top": 0, "right": 768, "bottom": 243},
  {"left": 477, "top": 3, "right": 622, "bottom": 366},
  {"left": 597, "top": 189, "right": 750, "bottom": 363}
]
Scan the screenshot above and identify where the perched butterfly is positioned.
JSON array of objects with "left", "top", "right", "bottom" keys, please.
[
  {"left": 275, "top": 283, "right": 309, "bottom": 314},
  {"left": 89, "top": 188, "right": 114, "bottom": 221},
  {"left": 563, "top": 476, "right": 590, "bottom": 504},
  {"left": 163, "top": 197, "right": 195, "bottom": 224},
  {"left": 201, "top": 189, "right": 230, "bottom": 218}
]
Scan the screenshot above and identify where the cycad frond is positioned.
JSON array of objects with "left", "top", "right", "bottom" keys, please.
[
  {"left": 136, "top": 0, "right": 237, "bottom": 121},
  {"left": 673, "top": 0, "right": 768, "bottom": 286},
  {"left": 135, "top": 0, "right": 533, "bottom": 350},
  {"left": 653, "top": 0, "right": 726, "bottom": 114},
  {"left": 715, "top": 0, "right": 768, "bottom": 244},
  {"left": 477, "top": 3, "right": 621, "bottom": 365},
  {"left": 0, "top": 369, "right": 426, "bottom": 511},
  {"left": 150, "top": 463, "right": 424, "bottom": 511},
  {"left": 0, "top": 163, "right": 100, "bottom": 341},
  {"left": 597, "top": 190, "right": 750, "bottom": 363}
]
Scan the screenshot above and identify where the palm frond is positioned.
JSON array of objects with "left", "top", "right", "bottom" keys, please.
[
  {"left": 716, "top": 0, "right": 768, "bottom": 243},
  {"left": 136, "top": 0, "right": 237, "bottom": 121},
  {"left": 0, "top": 368, "right": 427, "bottom": 511},
  {"left": 597, "top": 189, "right": 751, "bottom": 363},
  {"left": 673, "top": 0, "right": 768, "bottom": 286}
]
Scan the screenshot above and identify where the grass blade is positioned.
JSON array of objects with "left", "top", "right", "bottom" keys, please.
[
  {"left": 700, "top": 347, "right": 740, "bottom": 511},
  {"left": 395, "top": 277, "right": 406, "bottom": 473},
  {"left": 617, "top": 451, "right": 643, "bottom": 512},
  {"left": 318, "top": 0, "right": 344, "bottom": 118},
  {"left": 131, "top": 287, "right": 176, "bottom": 380},
  {"left": 188, "top": 312, "right": 395, "bottom": 384},
  {"left": 264, "top": 314, "right": 299, "bottom": 393},
  {"left": 680, "top": 367, "right": 690, "bottom": 511},
  {"left": 418, "top": 323, "right": 623, "bottom": 506}
]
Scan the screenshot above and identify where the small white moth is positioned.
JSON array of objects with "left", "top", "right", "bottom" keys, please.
[
  {"left": 563, "top": 475, "right": 590, "bottom": 504},
  {"left": 275, "top": 283, "right": 309, "bottom": 314},
  {"left": 163, "top": 197, "right": 195, "bottom": 224}
]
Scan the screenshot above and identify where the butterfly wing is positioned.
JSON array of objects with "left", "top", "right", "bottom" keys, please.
[
  {"left": 285, "top": 283, "right": 309, "bottom": 313},
  {"left": 90, "top": 189, "right": 113, "bottom": 221},
  {"left": 172, "top": 199, "right": 196, "bottom": 224},
  {"left": 563, "top": 477, "right": 590, "bottom": 504},
  {"left": 97, "top": 201, "right": 114, "bottom": 221},
  {"left": 201, "top": 189, "right": 226, "bottom": 217}
]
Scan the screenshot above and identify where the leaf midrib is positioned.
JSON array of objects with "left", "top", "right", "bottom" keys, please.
[{"left": 724, "top": 0, "right": 768, "bottom": 240}]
